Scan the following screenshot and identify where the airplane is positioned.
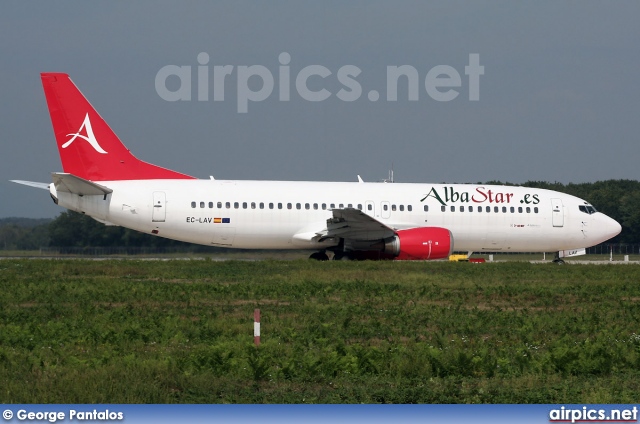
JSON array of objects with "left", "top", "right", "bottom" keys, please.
[{"left": 11, "top": 73, "right": 621, "bottom": 263}]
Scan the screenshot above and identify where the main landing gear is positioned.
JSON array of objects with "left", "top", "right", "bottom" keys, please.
[
  {"left": 309, "top": 251, "right": 329, "bottom": 261},
  {"left": 308, "top": 250, "right": 352, "bottom": 260},
  {"left": 332, "top": 252, "right": 352, "bottom": 261}
]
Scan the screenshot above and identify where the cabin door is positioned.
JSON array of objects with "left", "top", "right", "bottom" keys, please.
[
  {"left": 551, "top": 198, "right": 564, "bottom": 227},
  {"left": 152, "top": 191, "right": 166, "bottom": 222}
]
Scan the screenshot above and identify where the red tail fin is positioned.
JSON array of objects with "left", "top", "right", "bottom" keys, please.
[{"left": 41, "top": 73, "right": 195, "bottom": 181}]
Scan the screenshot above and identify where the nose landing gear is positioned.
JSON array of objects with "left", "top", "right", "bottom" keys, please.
[{"left": 552, "top": 251, "right": 565, "bottom": 265}]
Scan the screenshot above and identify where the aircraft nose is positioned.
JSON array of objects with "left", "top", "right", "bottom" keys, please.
[{"left": 598, "top": 214, "right": 622, "bottom": 240}]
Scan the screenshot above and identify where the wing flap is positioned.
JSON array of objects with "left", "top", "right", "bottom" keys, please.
[{"left": 324, "top": 208, "right": 396, "bottom": 241}]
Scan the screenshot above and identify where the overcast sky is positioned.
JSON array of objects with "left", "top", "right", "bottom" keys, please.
[{"left": 1, "top": 1, "right": 639, "bottom": 218}]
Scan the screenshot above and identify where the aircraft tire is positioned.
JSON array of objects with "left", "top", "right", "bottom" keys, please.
[{"left": 309, "top": 251, "right": 329, "bottom": 261}]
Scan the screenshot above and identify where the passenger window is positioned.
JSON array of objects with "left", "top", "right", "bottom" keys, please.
[
  {"left": 259, "top": 202, "right": 264, "bottom": 209},
  {"left": 441, "top": 206, "right": 446, "bottom": 212},
  {"left": 330, "top": 203, "right": 335, "bottom": 209},
  {"left": 510, "top": 207, "right": 515, "bottom": 213},
  {"left": 357, "top": 204, "right": 362, "bottom": 210},
  {"left": 450, "top": 206, "right": 455, "bottom": 212},
  {"left": 208, "top": 202, "right": 214, "bottom": 208},
  {"left": 313, "top": 203, "right": 318, "bottom": 210},
  {"left": 502, "top": 207, "right": 507, "bottom": 213},
  {"left": 242, "top": 202, "right": 247, "bottom": 209},
  {"left": 486, "top": 206, "right": 491, "bottom": 213},
  {"left": 518, "top": 207, "right": 523, "bottom": 213},
  {"left": 534, "top": 207, "right": 539, "bottom": 213},
  {"left": 234, "top": 202, "right": 239, "bottom": 209},
  {"left": 367, "top": 204, "right": 372, "bottom": 211},
  {"left": 347, "top": 203, "right": 352, "bottom": 208},
  {"left": 469, "top": 206, "right": 473, "bottom": 212},
  {"left": 278, "top": 203, "right": 282, "bottom": 209},
  {"left": 191, "top": 202, "right": 196, "bottom": 208},
  {"left": 200, "top": 202, "right": 205, "bottom": 208},
  {"left": 339, "top": 204, "right": 344, "bottom": 208},
  {"left": 408, "top": 205, "right": 412, "bottom": 212},
  {"left": 424, "top": 205, "right": 429, "bottom": 212},
  {"left": 269, "top": 203, "right": 274, "bottom": 209},
  {"left": 296, "top": 203, "right": 301, "bottom": 210},
  {"left": 251, "top": 202, "right": 256, "bottom": 209},
  {"left": 400, "top": 205, "right": 404, "bottom": 212},
  {"left": 305, "top": 203, "right": 310, "bottom": 210},
  {"left": 322, "top": 203, "right": 327, "bottom": 210},
  {"left": 287, "top": 203, "right": 292, "bottom": 209},
  {"left": 226, "top": 202, "right": 231, "bottom": 209},
  {"left": 460, "top": 206, "right": 465, "bottom": 212},
  {"left": 383, "top": 204, "right": 388, "bottom": 211},
  {"left": 392, "top": 205, "right": 397, "bottom": 211},
  {"left": 526, "top": 207, "right": 531, "bottom": 213},
  {"left": 217, "top": 202, "right": 222, "bottom": 209}
]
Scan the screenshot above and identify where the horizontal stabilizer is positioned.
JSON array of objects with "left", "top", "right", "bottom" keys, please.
[
  {"left": 91, "top": 216, "right": 118, "bottom": 226},
  {"left": 52, "top": 173, "right": 113, "bottom": 196},
  {"left": 10, "top": 180, "right": 50, "bottom": 190}
]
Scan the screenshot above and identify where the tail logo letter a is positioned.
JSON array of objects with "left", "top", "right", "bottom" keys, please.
[{"left": 62, "top": 113, "right": 108, "bottom": 154}]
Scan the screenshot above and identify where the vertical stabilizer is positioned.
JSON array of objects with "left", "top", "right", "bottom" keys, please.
[{"left": 41, "top": 73, "right": 195, "bottom": 181}]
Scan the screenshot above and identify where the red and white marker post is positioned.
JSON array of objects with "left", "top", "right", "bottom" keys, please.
[{"left": 254, "top": 309, "right": 261, "bottom": 346}]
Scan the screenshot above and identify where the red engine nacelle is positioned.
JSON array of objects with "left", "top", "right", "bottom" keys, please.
[{"left": 383, "top": 227, "right": 453, "bottom": 260}]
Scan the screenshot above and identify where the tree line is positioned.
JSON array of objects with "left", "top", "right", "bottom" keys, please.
[{"left": 1, "top": 179, "right": 638, "bottom": 250}]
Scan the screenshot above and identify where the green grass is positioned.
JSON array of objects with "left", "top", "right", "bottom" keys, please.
[
  {"left": 1, "top": 259, "right": 639, "bottom": 403},
  {"left": 3, "top": 249, "right": 638, "bottom": 263}
]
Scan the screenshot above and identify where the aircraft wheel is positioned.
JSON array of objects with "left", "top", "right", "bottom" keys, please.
[
  {"left": 309, "top": 251, "right": 329, "bottom": 261},
  {"left": 552, "top": 252, "right": 565, "bottom": 265}
]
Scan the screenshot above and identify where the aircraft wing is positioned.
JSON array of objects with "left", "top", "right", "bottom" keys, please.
[{"left": 320, "top": 207, "right": 396, "bottom": 241}]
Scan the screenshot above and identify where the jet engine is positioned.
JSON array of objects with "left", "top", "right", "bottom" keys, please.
[{"left": 383, "top": 227, "right": 453, "bottom": 260}]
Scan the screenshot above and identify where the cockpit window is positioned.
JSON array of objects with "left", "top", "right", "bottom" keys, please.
[{"left": 579, "top": 205, "right": 598, "bottom": 215}]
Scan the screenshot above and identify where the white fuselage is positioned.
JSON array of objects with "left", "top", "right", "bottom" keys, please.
[{"left": 52, "top": 179, "right": 622, "bottom": 253}]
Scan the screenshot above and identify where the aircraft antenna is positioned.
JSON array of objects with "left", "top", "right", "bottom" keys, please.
[{"left": 382, "top": 163, "right": 395, "bottom": 183}]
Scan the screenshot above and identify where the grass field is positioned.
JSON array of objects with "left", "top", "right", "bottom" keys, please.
[
  {"left": 1, "top": 259, "right": 639, "bottom": 403},
  {"left": 2, "top": 249, "right": 638, "bottom": 263}
]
